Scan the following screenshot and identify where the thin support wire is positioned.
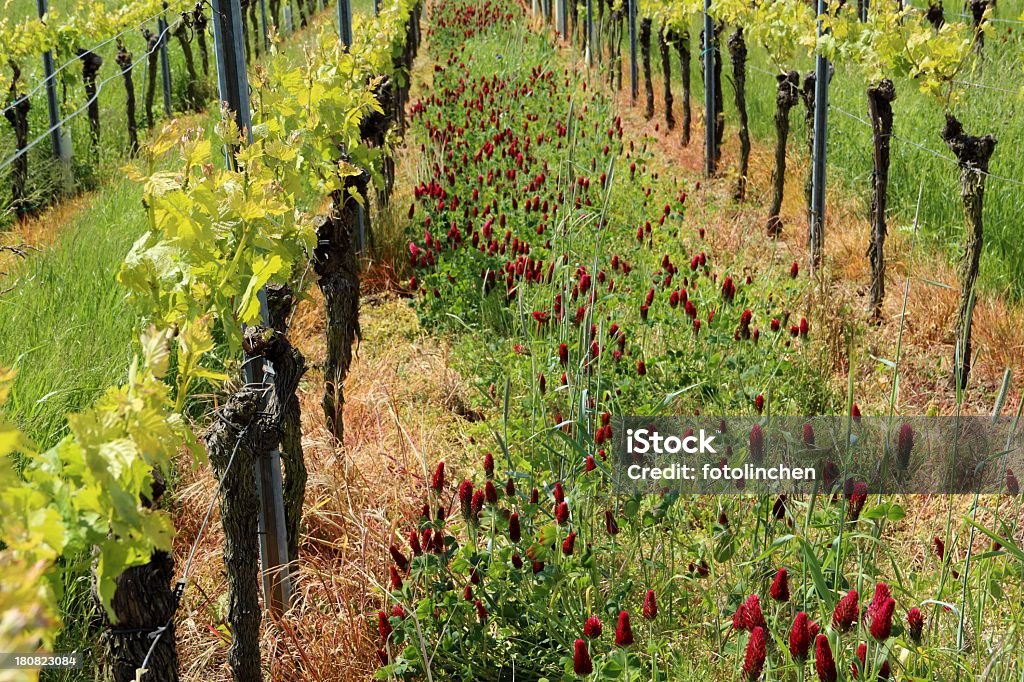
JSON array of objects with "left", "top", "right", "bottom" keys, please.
[
  {"left": 0, "top": 5, "right": 175, "bottom": 119},
  {"left": 0, "top": 19, "right": 175, "bottom": 174},
  {"left": 830, "top": 103, "right": 1024, "bottom": 188}
]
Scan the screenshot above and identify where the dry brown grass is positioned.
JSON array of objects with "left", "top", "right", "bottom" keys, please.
[
  {"left": 169, "top": 20, "right": 459, "bottom": 680},
  {"left": 172, "top": 295, "right": 473, "bottom": 681},
  {"left": 0, "top": 194, "right": 94, "bottom": 275}
]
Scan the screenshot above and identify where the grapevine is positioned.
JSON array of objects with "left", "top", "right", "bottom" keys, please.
[{"left": 0, "top": 0, "right": 419, "bottom": 668}]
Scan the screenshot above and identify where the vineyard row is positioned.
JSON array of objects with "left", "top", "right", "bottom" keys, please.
[{"left": 0, "top": 0, "right": 420, "bottom": 679}]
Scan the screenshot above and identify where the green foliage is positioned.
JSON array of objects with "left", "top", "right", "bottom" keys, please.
[
  {"left": 0, "top": 0, "right": 192, "bottom": 92},
  {"left": 0, "top": 339, "right": 187, "bottom": 625},
  {"left": 822, "top": 2, "right": 975, "bottom": 98},
  {"left": 1, "top": 0, "right": 419, "bottom": 664}
]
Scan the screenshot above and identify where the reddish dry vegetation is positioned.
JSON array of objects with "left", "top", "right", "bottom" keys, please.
[{"left": 172, "top": 294, "right": 472, "bottom": 681}]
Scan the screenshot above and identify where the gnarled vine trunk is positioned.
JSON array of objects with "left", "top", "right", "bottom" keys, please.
[
  {"left": 671, "top": 28, "right": 691, "bottom": 145},
  {"left": 658, "top": 22, "right": 674, "bottom": 130},
  {"left": 969, "top": 0, "right": 990, "bottom": 49},
  {"left": 941, "top": 114, "right": 996, "bottom": 388},
  {"left": 728, "top": 28, "right": 749, "bottom": 202},
  {"left": 640, "top": 17, "right": 653, "bottom": 119},
  {"left": 173, "top": 19, "right": 202, "bottom": 111},
  {"left": 194, "top": 7, "right": 210, "bottom": 76},
  {"left": 361, "top": 77, "right": 396, "bottom": 208},
  {"left": 569, "top": 0, "right": 578, "bottom": 45},
  {"left": 4, "top": 65, "right": 31, "bottom": 218},
  {"left": 79, "top": 49, "right": 103, "bottom": 152},
  {"left": 143, "top": 28, "right": 159, "bottom": 128},
  {"left": 269, "top": 0, "right": 281, "bottom": 32},
  {"left": 767, "top": 71, "right": 800, "bottom": 236},
  {"left": 926, "top": 0, "right": 945, "bottom": 28},
  {"left": 240, "top": 0, "right": 253, "bottom": 62},
  {"left": 866, "top": 79, "right": 895, "bottom": 321},
  {"left": 116, "top": 42, "right": 139, "bottom": 155},
  {"left": 610, "top": 9, "right": 624, "bottom": 91},
  {"left": 264, "top": 284, "right": 307, "bottom": 564},
  {"left": 248, "top": 0, "right": 261, "bottom": 58},
  {"left": 205, "top": 388, "right": 277, "bottom": 682},
  {"left": 93, "top": 473, "right": 179, "bottom": 682},
  {"left": 315, "top": 182, "right": 362, "bottom": 439}
]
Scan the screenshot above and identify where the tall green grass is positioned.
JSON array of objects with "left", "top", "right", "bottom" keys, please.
[
  {"left": 633, "top": 3, "right": 1024, "bottom": 297},
  {"left": 741, "top": 17, "right": 1024, "bottom": 297},
  {"left": 0, "top": 177, "right": 145, "bottom": 444},
  {"left": 0, "top": 2, "right": 377, "bottom": 678}
]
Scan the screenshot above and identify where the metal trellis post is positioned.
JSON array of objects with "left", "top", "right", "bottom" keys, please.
[
  {"left": 158, "top": 4, "right": 173, "bottom": 117},
  {"left": 703, "top": 0, "right": 715, "bottom": 176},
  {"left": 374, "top": 0, "right": 380, "bottom": 16},
  {"left": 260, "top": 0, "right": 270, "bottom": 51},
  {"left": 628, "top": 0, "right": 638, "bottom": 103},
  {"left": 336, "top": 0, "right": 363, "bottom": 252},
  {"left": 338, "top": 0, "right": 353, "bottom": 48},
  {"left": 557, "top": 0, "right": 567, "bottom": 38},
  {"left": 210, "top": 0, "right": 293, "bottom": 617},
  {"left": 810, "top": 0, "right": 830, "bottom": 273},
  {"left": 586, "top": 0, "right": 593, "bottom": 68},
  {"left": 36, "top": 0, "right": 63, "bottom": 161}
]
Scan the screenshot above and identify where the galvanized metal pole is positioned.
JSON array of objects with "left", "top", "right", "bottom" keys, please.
[
  {"left": 557, "top": 0, "right": 567, "bottom": 37},
  {"left": 36, "top": 0, "right": 62, "bottom": 160},
  {"left": 628, "top": 0, "right": 638, "bottom": 102},
  {"left": 337, "top": 0, "right": 361, "bottom": 250},
  {"left": 283, "top": 2, "right": 293, "bottom": 32},
  {"left": 810, "top": 0, "right": 830, "bottom": 273},
  {"left": 158, "top": 5, "right": 173, "bottom": 117},
  {"left": 585, "top": 0, "right": 593, "bottom": 68},
  {"left": 338, "top": 0, "right": 352, "bottom": 48},
  {"left": 703, "top": 0, "right": 716, "bottom": 177},
  {"left": 373, "top": 0, "right": 380, "bottom": 15},
  {"left": 259, "top": 0, "right": 270, "bottom": 51},
  {"left": 211, "top": 0, "right": 293, "bottom": 617}
]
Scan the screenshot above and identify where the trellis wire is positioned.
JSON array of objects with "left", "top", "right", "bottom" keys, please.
[
  {"left": 829, "top": 103, "right": 1024, "bottom": 188},
  {"left": 745, "top": 63, "right": 1024, "bottom": 190},
  {"left": 952, "top": 79, "right": 1021, "bottom": 95},
  {"left": 0, "top": 4, "right": 176, "bottom": 119},
  {"left": 0, "top": 18, "right": 174, "bottom": 174}
]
